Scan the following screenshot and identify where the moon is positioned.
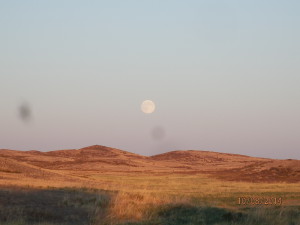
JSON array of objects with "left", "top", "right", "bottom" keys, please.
[{"left": 141, "top": 100, "right": 155, "bottom": 114}]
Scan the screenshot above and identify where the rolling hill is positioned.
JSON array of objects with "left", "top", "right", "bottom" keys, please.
[{"left": 0, "top": 145, "right": 299, "bottom": 186}]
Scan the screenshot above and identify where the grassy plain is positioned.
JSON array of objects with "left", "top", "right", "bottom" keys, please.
[{"left": 1, "top": 172, "right": 300, "bottom": 225}]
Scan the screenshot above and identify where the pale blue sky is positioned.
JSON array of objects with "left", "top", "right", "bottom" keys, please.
[{"left": 1, "top": 0, "right": 299, "bottom": 159}]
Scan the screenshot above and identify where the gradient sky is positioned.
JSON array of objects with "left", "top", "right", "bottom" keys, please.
[{"left": 1, "top": 0, "right": 299, "bottom": 159}]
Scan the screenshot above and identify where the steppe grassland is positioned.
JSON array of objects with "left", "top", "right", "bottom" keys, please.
[
  {"left": 91, "top": 173, "right": 300, "bottom": 196},
  {"left": 88, "top": 173, "right": 300, "bottom": 220},
  {"left": 1, "top": 172, "right": 299, "bottom": 224}
]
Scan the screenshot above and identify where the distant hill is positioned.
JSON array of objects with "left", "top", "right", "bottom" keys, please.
[{"left": 0, "top": 145, "right": 299, "bottom": 184}]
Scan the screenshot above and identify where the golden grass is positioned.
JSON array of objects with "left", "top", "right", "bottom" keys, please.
[
  {"left": 1, "top": 171, "right": 300, "bottom": 221},
  {"left": 90, "top": 173, "right": 300, "bottom": 195},
  {"left": 88, "top": 173, "right": 300, "bottom": 220},
  {"left": 107, "top": 190, "right": 194, "bottom": 222}
]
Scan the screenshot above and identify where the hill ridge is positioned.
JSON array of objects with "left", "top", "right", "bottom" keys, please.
[{"left": 0, "top": 145, "right": 286, "bottom": 160}]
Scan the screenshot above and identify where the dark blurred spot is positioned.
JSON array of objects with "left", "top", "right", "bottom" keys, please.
[
  {"left": 151, "top": 126, "right": 165, "bottom": 141},
  {"left": 19, "top": 102, "right": 32, "bottom": 122}
]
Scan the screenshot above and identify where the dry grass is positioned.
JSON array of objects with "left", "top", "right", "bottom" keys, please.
[
  {"left": 2, "top": 172, "right": 300, "bottom": 207},
  {"left": 107, "top": 191, "right": 191, "bottom": 221},
  {"left": 88, "top": 173, "right": 300, "bottom": 205},
  {"left": 86, "top": 173, "right": 300, "bottom": 222},
  {"left": 0, "top": 180, "right": 299, "bottom": 225}
]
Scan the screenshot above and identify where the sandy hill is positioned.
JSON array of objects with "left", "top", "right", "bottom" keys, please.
[{"left": 0, "top": 145, "right": 299, "bottom": 183}]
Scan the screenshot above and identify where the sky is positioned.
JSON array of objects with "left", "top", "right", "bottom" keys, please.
[{"left": 1, "top": 0, "right": 299, "bottom": 159}]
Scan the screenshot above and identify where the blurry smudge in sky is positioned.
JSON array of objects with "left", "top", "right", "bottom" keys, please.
[
  {"left": 151, "top": 126, "right": 165, "bottom": 141},
  {"left": 18, "top": 102, "right": 32, "bottom": 123}
]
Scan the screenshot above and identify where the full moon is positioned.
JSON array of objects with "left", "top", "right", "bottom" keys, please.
[{"left": 141, "top": 100, "right": 155, "bottom": 114}]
